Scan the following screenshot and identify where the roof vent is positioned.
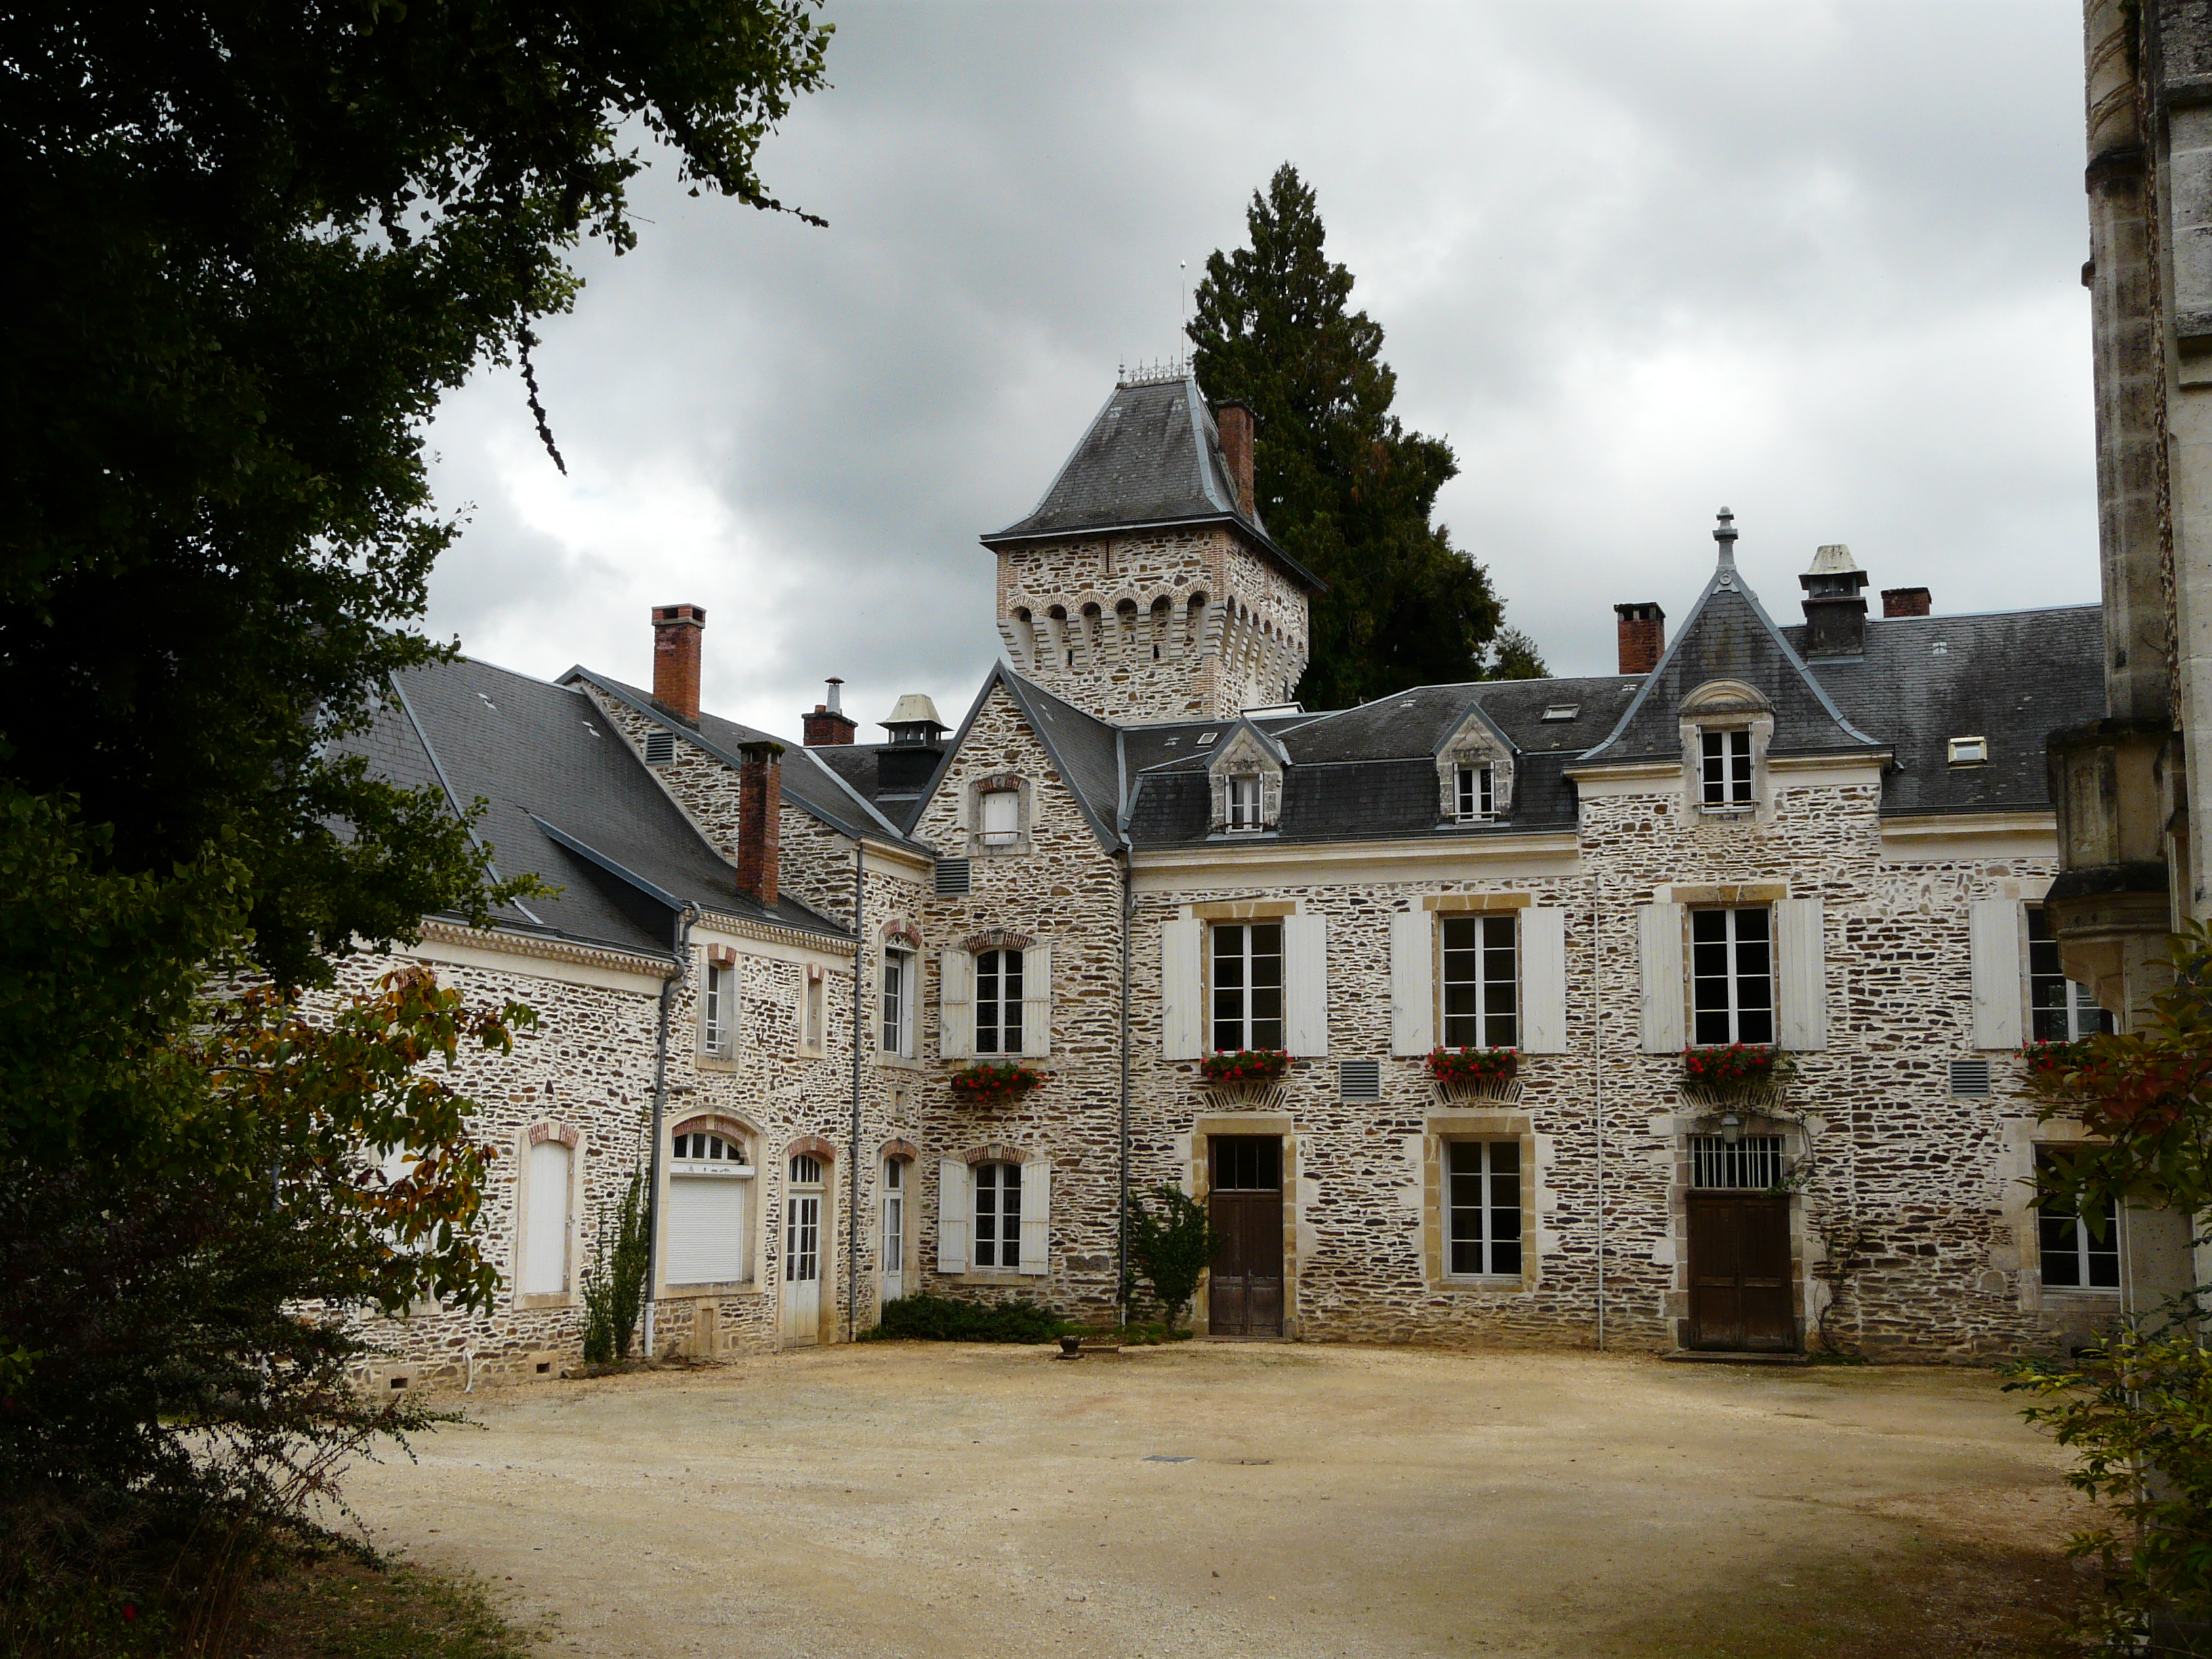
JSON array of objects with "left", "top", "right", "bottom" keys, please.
[
  {"left": 1948, "top": 736, "right": 1988, "bottom": 766},
  {"left": 644, "top": 730, "right": 676, "bottom": 765},
  {"left": 1542, "top": 704, "right": 1580, "bottom": 722},
  {"left": 934, "top": 858, "right": 972, "bottom": 897},
  {"left": 1949, "top": 1058, "right": 1992, "bottom": 1097},
  {"left": 1338, "top": 1059, "right": 1382, "bottom": 1103}
]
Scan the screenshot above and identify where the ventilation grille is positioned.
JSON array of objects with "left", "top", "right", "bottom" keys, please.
[
  {"left": 1949, "top": 1058, "right": 1992, "bottom": 1097},
  {"left": 934, "top": 858, "right": 971, "bottom": 896},
  {"left": 644, "top": 730, "right": 676, "bottom": 764},
  {"left": 1338, "top": 1059, "right": 1382, "bottom": 1102}
]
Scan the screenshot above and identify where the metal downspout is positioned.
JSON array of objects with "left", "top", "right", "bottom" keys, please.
[
  {"left": 850, "top": 842, "right": 865, "bottom": 1343},
  {"left": 1119, "top": 851, "right": 1133, "bottom": 1325},
  {"left": 1592, "top": 869, "right": 1605, "bottom": 1351},
  {"left": 644, "top": 902, "right": 700, "bottom": 1359}
]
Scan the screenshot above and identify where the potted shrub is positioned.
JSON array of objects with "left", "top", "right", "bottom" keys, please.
[
  {"left": 1680, "top": 1044, "right": 1793, "bottom": 1095},
  {"left": 1200, "top": 1048, "right": 1290, "bottom": 1084},
  {"left": 1427, "top": 1047, "right": 1519, "bottom": 1090},
  {"left": 947, "top": 1061, "right": 1044, "bottom": 1104}
]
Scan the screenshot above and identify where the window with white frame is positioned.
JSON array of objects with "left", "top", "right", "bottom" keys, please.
[
  {"left": 1690, "top": 907, "right": 1773, "bottom": 1045},
  {"left": 1454, "top": 763, "right": 1496, "bottom": 822},
  {"left": 882, "top": 947, "right": 916, "bottom": 1057},
  {"left": 2028, "top": 908, "right": 2115, "bottom": 1042},
  {"left": 802, "top": 967, "right": 825, "bottom": 1053},
  {"left": 1441, "top": 914, "right": 1517, "bottom": 1048},
  {"left": 1211, "top": 921, "right": 1284, "bottom": 1051},
  {"left": 1700, "top": 729, "right": 1754, "bottom": 807},
  {"left": 881, "top": 1158, "right": 905, "bottom": 1281},
  {"left": 1447, "top": 1141, "right": 1521, "bottom": 1276},
  {"left": 972, "top": 1162, "right": 1022, "bottom": 1269},
  {"left": 2036, "top": 1147, "right": 2119, "bottom": 1292},
  {"left": 975, "top": 948, "right": 1025, "bottom": 1054},
  {"left": 1227, "top": 775, "right": 1264, "bottom": 832},
  {"left": 519, "top": 1137, "right": 573, "bottom": 1296},
  {"left": 980, "top": 787, "right": 1021, "bottom": 847},
  {"left": 666, "top": 1123, "right": 751, "bottom": 1286},
  {"left": 701, "top": 961, "right": 736, "bottom": 1057}
]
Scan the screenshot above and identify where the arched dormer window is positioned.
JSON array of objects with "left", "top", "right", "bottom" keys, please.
[{"left": 1677, "top": 680, "right": 1774, "bottom": 819}]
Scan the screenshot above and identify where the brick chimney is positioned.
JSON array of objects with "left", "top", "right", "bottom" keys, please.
[
  {"left": 1215, "top": 401, "right": 1256, "bottom": 517},
  {"left": 1614, "top": 602, "right": 1666, "bottom": 676},
  {"left": 802, "top": 676, "right": 857, "bottom": 746},
  {"left": 651, "top": 603, "right": 705, "bottom": 724},
  {"left": 1881, "top": 587, "right": 1931, "bottom": 618},
  {"left": 735, "top": 740, "right": 783, "bottom": 908}
]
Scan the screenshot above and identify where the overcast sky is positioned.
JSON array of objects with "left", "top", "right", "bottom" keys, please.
[{"left": 422, "top": 0, "right": 2093, "bottom": 738}]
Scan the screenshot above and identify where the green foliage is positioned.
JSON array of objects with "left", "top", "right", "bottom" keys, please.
[
  {"left": 1188, "top": 165, "right": 1546, "bottom": 710},
  {"left": 863, "top": 1294, "right": 1074, "bottom": 1345},
  {"left": 581, "top": 1167, "right": 651, "bottom": 1364},
  {"left": 1126, "top": 1185, "right": 1225, "bottom": 1334}
]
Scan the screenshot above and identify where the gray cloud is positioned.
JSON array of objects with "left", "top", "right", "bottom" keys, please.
[{"left": 422, "top": 0, "right": 2097, "bottom": 737}]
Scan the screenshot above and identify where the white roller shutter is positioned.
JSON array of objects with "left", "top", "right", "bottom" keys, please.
[
  {"left": 1519, "top": 907, "right": 1569, "bottom": 1054},
  {"left": 665, "top": 1173, "right": 747, "bottom": 1285},
  {"left": 1284, "top": 914, "right": 1329, "bottom": 1057},
  {"left": 935, "top": 1158, "right": 970, "bottom": 1275},
  {"left": 1775, "top": 897, "right": 1828, "bottom": 1051},
  {"left": 1637, "top": 902, "right": 1686, "bottom": 1054},
  {"left": 939, "top": 949, "right": 973, "bottom": 1060},
  {"left": 1020, "top": 942, "right": 1054, "bottom": 1059},
  {"left": 1389, "top": 909, "right": 1434, "bottom": 1056},
  {"left": 1017, "top": 1160, "right": 1052, "bottom": 1276},
  {"left": 521, "top": 1139, "right": 572, "bottom": 1295},
  {"left": 1970, "top": 899, "right": 2025, "bottom": 1050},
  {"left": 1161, "top": 918, "right": 1204, "bottom": 1060}
]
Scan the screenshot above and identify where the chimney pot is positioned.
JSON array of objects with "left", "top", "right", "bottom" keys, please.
[
  {"left": 801, "top": 675, "right": 858, "bottom": 746},
  {"left": 651, "top": 603, "right": 706, "bottom": 724},
  {"left": 735, "top": 740, "right": 783, "bottom": 908},
  {"left": 1215, "top": 401, "right": 1256, "bottom": 518},
  {"left": 1881, "top": 586, "right": 1931, "bottom": 618},
  {"left": 1614, "top": 602, "right": 1666, "bottom": 676}
]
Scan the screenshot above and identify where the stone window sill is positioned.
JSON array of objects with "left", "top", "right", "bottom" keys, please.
[
  {"left": 1441, "top": 1275, "right": 1531, "bottom": 1294},
  {"left": 945, "top": 1271, "right": 1031, "bottom": 1287},
  {"left": 663, "top": 1280, "right": 762, "bottom": 1298},
  {"left": 513, "top": 1291, "right": 575, "bottom": 1312},
  {"left": 875, "top": 1052, "right": 925, "bottom": 1072},
  {"left": 696, "top": 1051, "right": 737, "bottom": 1073}
]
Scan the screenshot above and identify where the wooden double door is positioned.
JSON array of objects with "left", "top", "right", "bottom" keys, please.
[
  {"left": 1207, "top": 1136, "right": 1284, "bottom": 1337},
  {"left": 1685, "top": 1192, "right": 1796, "bottom": 1352}
]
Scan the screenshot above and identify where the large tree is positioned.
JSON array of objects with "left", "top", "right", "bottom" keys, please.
[{"left": 1188, "top": 165, "right": 1544, "bottom": 709}]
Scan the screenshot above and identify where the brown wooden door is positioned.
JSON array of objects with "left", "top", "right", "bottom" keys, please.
[
  {"left": 1208, "top": 1136, "right": 1284, "bottom": 1336},
  {"left": 1685, "top": 1193, "right": 1796, "bottom": 1351}
]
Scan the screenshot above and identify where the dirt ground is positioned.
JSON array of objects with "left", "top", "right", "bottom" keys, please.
[{"left": 332, "top": 1343, "right": 2100, "bottom": 1659}]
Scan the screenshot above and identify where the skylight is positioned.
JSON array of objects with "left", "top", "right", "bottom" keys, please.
[
  {"left": 1541, "top": 704, "right": 1580, "bottom": 722},
  {"left": 1196, "top": 731, "right": 1218, "bottom": 746},
  {"left": 1948, "top": 736, "right": 1988, "bottom": 766}
]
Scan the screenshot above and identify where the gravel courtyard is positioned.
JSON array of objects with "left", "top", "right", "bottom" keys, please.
[{"left": 337, "top": 1343, "right": 2095, "bottom": 1659}]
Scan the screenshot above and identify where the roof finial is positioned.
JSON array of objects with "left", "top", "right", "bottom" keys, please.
[{"left": 1713, "top": 506, "right": 1738, "bottom": 570}]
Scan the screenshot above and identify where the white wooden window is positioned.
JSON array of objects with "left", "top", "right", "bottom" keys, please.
[
  {"left": 520, "top": 1139, "right": 572, "bottom": 1296},
  {"left": 1447, "top": 1141, "right": 1521, "bottom": 1277},
  {"left": 980, "top": 787, "right": 1020, "bottom": 846},
  {"left": 1227, "top": 775, "right": 1264, "bottom": 832},
  {"left": 801, "top": 966, "right": 825, "bottom": 1053},
  {"left": 2036, "top": 1149, "right": 2119, "bottom": 1291},
  {"left": 975, "top": 948, "right": 1024, "bottom": 1054},
  {"left": 1454, "top": 764, "right": 1495, "bottom": 822},
  {"left": 882, "top": 1159, "right": 905, "bottom": 1279},
  {"left": 1441, "top": 914, "right": 1517, "bottom": 1048},
  {"left": 1212, "top": 921, "right": 1284, "bottom": 1050},
  {"left": 973, "top": 1162, "right": 1022, "bottom": 1269},
  {"left": 785, "top": 1155, "right": 823, "bottom": 1284},
  {"left": 882, "top": 947, "right": 915, "bottom": 1057},
  {"left": 1700, "top": 729, "right": 1753, "bottom": 806},
  {"left": 666, "top": 1129, "right": 750, "bottom": 1286},
  {"left": 2028, "top": 909, "right": 2113, "bottom": 1041},
  {"left": 701, "top": 962, "right": 735, "bottom": 1058},
  {"left": 1690, "top": 907, "right": 1773, "bottom": 1045}
]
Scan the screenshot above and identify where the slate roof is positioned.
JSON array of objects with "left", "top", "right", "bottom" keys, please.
[
  {"left": 982, "top": 375, "right": 1324, "bottom": 594},
  {"left": 337, "top": 658, "right": 850, "bottom": 960}
]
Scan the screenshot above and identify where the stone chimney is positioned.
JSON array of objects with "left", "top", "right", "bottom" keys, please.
[
  {"left": 1614, "top": 602, "right": 1666, "bottom": 676},
  {"left": 1881, "top": 587, "right": 1931, "bottom": 619},
  {"left": 802, "top": 676, "right": 857, "bottom": 746},
  {"left": 735, "top": 741, "right": 783, "bottom": 908},
  {"left": 1799, "top": 545, "right": 1870, "bottom": 657},
  {"left": 651, "top": 603, "right": 706, "bottom": 724},
  {"left": 1215, "top": 401, "right": 1256, "bottom": 517}
]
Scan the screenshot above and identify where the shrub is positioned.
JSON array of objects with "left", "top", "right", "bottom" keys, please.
[
  {"left": 1126, "top": 1184, "right": 1225, "bottom": 1333},
  {"left": 581, "top": 1165, "right": 651, "bottom": 1364},
  {"left": 863, "top": 1294, "right": 1073, "bottom": 1344}
]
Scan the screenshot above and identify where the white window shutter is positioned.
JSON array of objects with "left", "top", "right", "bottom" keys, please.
[
  {"left": 1161, "top": 918, "right": 1204, "bottom": 1060},
  {"left": 1283, "top": 913, "right": 1329, "bottom": 1057},
  {"left": 1970, "top": 899, "right": 2025, "bottom": 1050},
  {"left": 1637, "top": 902, "right": 1686, "bottom": 1054},
  {"left": 1017, "top": 1160, "right": 1051, "bottom": 1276},
  {"left": 1020, "top": 942, "right": 1053, "bottom": 1059},
  {"left": 935, "top": 1158, "right": 970, "bottom": 1275},
  {"left": 1389, "top": 909, "right": 1435, "bottom": 1056},
  {"left": 939, "top": 949, "right": 973, "bottom": 1061},
  {"left": 1519, "top": 907, "right": 1569, "bottom": 1054},
  {"left": 1775, "top": 897, "right": 1828, "bottom": 1050}
]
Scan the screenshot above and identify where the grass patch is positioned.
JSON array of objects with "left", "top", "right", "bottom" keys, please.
[
  {"left": 861, "top": 1293, "right": 1076, "bottom": 1344},
  {"left": 240, "top": 1555, "right": 537, "bottom": 1659}
]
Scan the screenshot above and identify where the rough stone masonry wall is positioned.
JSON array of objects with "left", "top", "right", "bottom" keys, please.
[{"left": 909, "top": 681, "right": 1128, "bottom": 1319}]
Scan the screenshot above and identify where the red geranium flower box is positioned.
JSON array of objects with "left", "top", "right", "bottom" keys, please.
[
  {"left": 949, "top": 1061, "right": 1044, "bottom": 1103},
  {"left": 1681, "top": 1044, "right": 1786, "bottom": 1092},
  {"left": 1200, "top": 1049, "right": 1290, "bottom": 1084},
  {"left": 1427, "top": 1047, "right": 1519, "bottom": 1086}
]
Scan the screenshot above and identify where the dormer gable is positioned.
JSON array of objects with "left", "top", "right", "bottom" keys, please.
[
  {"left": 1206, "top": 718, "right": 1290, "bottom": 835},
  {"left": 1432, "top": 698, "right": 1519, "bottom": 822}
]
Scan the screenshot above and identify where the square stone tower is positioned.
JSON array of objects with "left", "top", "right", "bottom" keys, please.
[{"left": 981, "top": 371, "right": 1323, "bottom": 724}]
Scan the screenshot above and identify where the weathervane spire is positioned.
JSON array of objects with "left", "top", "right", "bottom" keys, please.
[{"left": 1713, "top": 506, "right": 1738, "bottom": 570}]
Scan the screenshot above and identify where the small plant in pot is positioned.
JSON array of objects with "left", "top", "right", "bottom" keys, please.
[
  {"left": 1427, "top": 1046, "right": 1519, "bottom": 1088},
  {"left": 1200, "top": 1048, "right": 1290, "bottom": 1084},
  {"left": 948, "top": 1061, "right": 1044, "bottom": 1103},
  {"left": 1680, "top": 1043, "right": 1793, "bottom": 1094}
]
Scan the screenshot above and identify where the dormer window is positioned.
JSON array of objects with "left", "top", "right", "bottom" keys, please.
[
  {"left": 1227, "top": 775, "right": 1265, "bottom": 832},
  {"left": 980, "top": 787, "right": 1021, "bottom": 846},
  {"left": 1701, "top": 729, "right": 1753, "bottom": 806},
  {"left": 1455, "top": 763, "right": 1496, "bottom": 823}
]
